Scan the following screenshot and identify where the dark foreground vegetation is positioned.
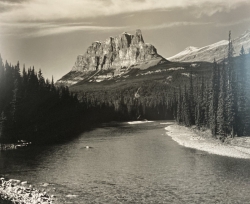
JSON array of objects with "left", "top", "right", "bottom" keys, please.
[
  {"left": 0, "top": 59, "right": 81, "bottom": 144},
  {"left": 0, "top": 32, "right": 249, "bottom": 145}
]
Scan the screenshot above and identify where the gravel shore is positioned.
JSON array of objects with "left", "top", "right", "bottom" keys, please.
[
  {"left": 165, "top": 122, "right": 250, "bottom": 159},
  {"left": 0, "top": 178, "right": 57, "bottom": 204}
]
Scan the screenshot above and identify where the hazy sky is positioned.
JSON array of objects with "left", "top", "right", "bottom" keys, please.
[{"left": 0, "top": 0, "right": 250, "bottom": 80}]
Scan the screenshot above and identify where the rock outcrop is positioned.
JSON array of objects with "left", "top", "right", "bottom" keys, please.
[
  {"left": 72, "top": 29, "right": 161, "bottom": 72},
  {"left": 56, "top": 30, "right": 166, "bottom": 86}
]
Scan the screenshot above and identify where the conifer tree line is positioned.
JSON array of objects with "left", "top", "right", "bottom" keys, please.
[
  {"left": 172, "top": 32, "right": 250, "bottom": 139},
  {"left": 0, "top": 58, "right": 80, "bottom": 144},
  {"left": 0, "top": 56, "right": 174, "bottom": 144},
  {"left": 77, "top": 81, "right": 175, "bottom": 121},
  {"left": 1, "top": 31, "right": 249, "bottom": 144}
]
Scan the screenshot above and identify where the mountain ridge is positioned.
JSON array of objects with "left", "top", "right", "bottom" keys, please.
[{"left": 167, "top": 30, "right": 250, "bottom": 62}]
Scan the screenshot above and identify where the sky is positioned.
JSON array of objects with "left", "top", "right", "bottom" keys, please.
[{"left": 0, "top": 0, "right": 250, "bottom": 81}]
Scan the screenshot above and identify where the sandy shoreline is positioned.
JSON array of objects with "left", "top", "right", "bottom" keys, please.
[{"left": 165, "top": 122, "right": 250, "bottom": 159}]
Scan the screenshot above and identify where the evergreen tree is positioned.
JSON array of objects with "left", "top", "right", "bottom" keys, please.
[
  {"left": 217, "top": 60, "right": 227, "bottom": 137},
  {"left": 237, "top": 46, "right": 247, "bottom": 135},
  {"left": 195, "top": 76, "right": 205, "bottom": 129},
  {"left": 209, "top": 59, "right": 219, "bottom": 136},
  {"left": 38, "top": 69, "right": 45, "bottom": 88},
  {"left": 226, "top": 31, "right": 238, "bottom": 137},
  {"left": 176, "top": 87, "right": 182, "bottom": 124},
  {"left": 0, "top": 112, "right": 7, "bottom": 144},
  {"left": 183, "top": 85, "right": 191, "bottom": 126},
  {"left": 0, "top": 55, "right": 5, "bottom": 112},
  {"left": 204, "top": 81, "right": 210, "bottom": 128},
  {"left": 188, "top": 70, "right": 195, "bottom": 125}
]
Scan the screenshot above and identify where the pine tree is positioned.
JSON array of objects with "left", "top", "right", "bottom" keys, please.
[
  {"left": 188, "top": 70, "right": 195, "bottom": 125},
  {"left": 237, "top": 46, "right": 247, "bottom": 135},
  {"left": 0, "top": 55, "right": 5, "bottom": 113},
  {"left": 183, "top": 85, "right": 191, "bottom": 126},
  {"left": 204, "top": 81, "right": 210, "bottom": 128},
  {"left": 217, "top": 60, "right": 227, "bottom": 137},
  {"left": 195, "top": 76, "right": 205, "bottom": 129},
  {"left": 0, "top": 112, "right": 7, "bottom": 144},
  {"left": 226, "top": 31, "right": 238, "bottom": 137},
  {"left": 10, "top": 79, "right": 19, "bottom": 122},
  {"left": 51, "top": 76, "right": 56, "bottom": 92},
  {"left": 0, "top": 55, "right": 4, "bottom": 81},
  {"left": 246, "top": 52, "right": 250, "bottom": 134},
  {"left": 22, "top": 65, "right": 28, "bottom": 86},
  {"left": 176, "top": 87, "right": 182, "bottom": 124},
  {"left": 14, "top": 61, "right": 21, "bottom": 80},
  {"left": 209, "top": 59, "right": 219, "bottom": 136},
  {"left": 38, "top": 69, "right": 45, "bottom": 88}
]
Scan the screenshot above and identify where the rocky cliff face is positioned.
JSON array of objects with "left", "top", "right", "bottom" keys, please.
[
  {"left": 72, "top": 29, "right": 161, "bottom": 72},
  {"left": 56, "top": 29, "right": 166, "bottom": 86},
  {"left": 168, "top": 30, "right": 250, "bottom": 62}
]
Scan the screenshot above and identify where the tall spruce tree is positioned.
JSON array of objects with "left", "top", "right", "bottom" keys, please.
[
  {"left": 0, "top": 55, "right": 5, "bottom": 113},
  {"left": 183, "top": 85, "right": 191, "bottom": 126},
  {"left": 226, "top": 31, "right": 238, "bottom": 137},
  {"left": 209, "top": 59, "right": 219, "bottom": 136},
  {"left": 188, "top": 70, "right": 195, "bottom": 125},
  {"left": 0, "top": 112, "right": 7, "bottom": 143},
  {"left": 217, "top": 60, "right": 227, "bottom": 136},
  {"left": 204, "top": 80, "right": 210, "bottom": 128},
  {"left": 176, "top": 86, "right": 183, "bottom": 124},
  {"left": 237, "top": 46, "right": 247, "bottom": 135}
]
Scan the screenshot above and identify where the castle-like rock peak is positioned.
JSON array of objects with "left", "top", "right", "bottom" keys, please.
[
  {"left": 56, "top": 29, "right": 166, "bottom": 86},
  {"left": 72, "top": 29, "right": 162, "bottom": 72}
]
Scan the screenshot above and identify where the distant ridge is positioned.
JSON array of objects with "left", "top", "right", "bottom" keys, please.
[{"left": 168, "top": 30, "right": 250, "bottom": 62}]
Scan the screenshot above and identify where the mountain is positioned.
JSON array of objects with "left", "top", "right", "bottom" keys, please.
[
  {"left": 56, "top": 29, "right": 167, "bottom": 86},
  {"left": 168, "top": 30, "right": 250, "bottom": 62}
]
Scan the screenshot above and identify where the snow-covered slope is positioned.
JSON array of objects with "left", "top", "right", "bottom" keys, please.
[{"left": 168, "top": 30, "right": 250, "bottom": 62}]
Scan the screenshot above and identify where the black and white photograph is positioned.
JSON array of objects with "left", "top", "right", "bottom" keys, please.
[{"left": 0, "top": 0, "right": 250, "bottom": 203}]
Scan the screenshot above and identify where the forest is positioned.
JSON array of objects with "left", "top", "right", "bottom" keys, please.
[
  {"left": 0, "top": 32, "right": 249, "bottom": 145},
  {"left": 172, "top": 32, "right": 250, "bottom": 139},
  {"left": 0, "top": 60, "right": 81, "bottom": 144}
]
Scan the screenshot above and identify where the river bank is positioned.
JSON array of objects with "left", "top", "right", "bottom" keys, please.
[
  {"left": 165, "top": 122, "right": 250, "bottom": 159},
  {"left": 0, "top": 141, "right": 31, "bottom": 151},
  {"left": 0, "top": 178, "right": 57, "bottom": 204}
]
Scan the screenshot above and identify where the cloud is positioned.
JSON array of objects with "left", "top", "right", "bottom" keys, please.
[
  {"left": 0, "top": 0, "right": 249, "bottom": 37},
  {"left": 192, "top": 1, "right": 249, "bottom": 18},
  {"left": 0, "top": 0, "right": 248, "bottom": 22},
  {"left": 214, "top": 17, "right": 250, "bottom": 27},
  {"left": 0, "top": 0, "right": 29, "bottom": 4},
  {"left": 143, "top": 21, "right": 212, "bottom": 30},
  {"left": 123, "top": 14, "right": 135, "bottom": 19},
  {"left": 0, "top": 20, "right": 211, "bottom": 37},
  {"left": 0, "top": 1, "right": 21, "bottom": 13},
  {"left": 28, "top": 25, "right": 127, "bottom": 37},
  {"left": 0, "top": 22, "right": 127, "bottom": 37}
]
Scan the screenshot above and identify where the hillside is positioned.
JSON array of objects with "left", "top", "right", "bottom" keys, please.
[{"left": 69, "top": 61, "right": 212, "bottom": 93}]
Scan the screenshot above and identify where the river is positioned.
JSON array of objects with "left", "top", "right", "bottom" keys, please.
[{"left": 1, "top": 121, "right": 250, "bottom": 203}]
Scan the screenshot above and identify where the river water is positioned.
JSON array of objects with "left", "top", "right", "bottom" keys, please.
[{"left": 1, "top": 121, "right": 250, "bottom": 204}]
